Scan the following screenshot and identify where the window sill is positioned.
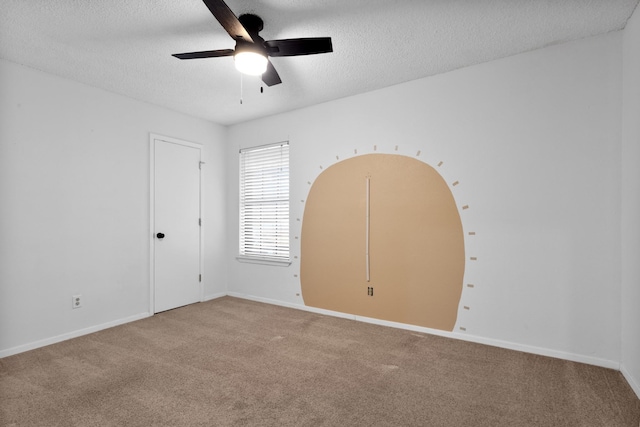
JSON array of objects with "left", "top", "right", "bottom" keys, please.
[{"left": 236, "top": 256, "right": 291, "bottom": 267}]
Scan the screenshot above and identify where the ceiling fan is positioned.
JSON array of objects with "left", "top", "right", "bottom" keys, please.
[{"left": 172, "top": 0, "right": 333, "bottom": 87}]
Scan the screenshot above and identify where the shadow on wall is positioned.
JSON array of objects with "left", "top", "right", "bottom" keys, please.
[{"left": 300, "top": 154, "right": 465, "bottom": 331}]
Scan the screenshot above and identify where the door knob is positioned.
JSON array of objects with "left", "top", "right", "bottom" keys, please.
[{"left": 156, "top": 233, "right": 165, "bottom": 239}]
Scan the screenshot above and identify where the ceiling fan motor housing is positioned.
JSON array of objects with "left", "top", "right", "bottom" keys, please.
[
  {"left": 238, "top": 14, "right": 263, "bottom": 36},
  {"left": 235, "top": 14, "right": 267, "bottom": 56}
]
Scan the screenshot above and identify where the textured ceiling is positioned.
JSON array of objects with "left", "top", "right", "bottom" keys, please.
[{"left": 1, "top": 0, "right": 638, "bottom": 126}]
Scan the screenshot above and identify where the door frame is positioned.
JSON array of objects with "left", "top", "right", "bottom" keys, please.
[{"left": 149, "top": 133, "right": 204, "bottom": 314}]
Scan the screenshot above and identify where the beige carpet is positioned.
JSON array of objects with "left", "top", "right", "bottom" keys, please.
[{"left": 1, "top": 296, "right": 638, "bottom": 426}]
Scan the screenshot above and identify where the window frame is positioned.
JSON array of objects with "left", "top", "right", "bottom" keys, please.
[{"left": 237, "top": 141, "right": 291, "bottom": 267}]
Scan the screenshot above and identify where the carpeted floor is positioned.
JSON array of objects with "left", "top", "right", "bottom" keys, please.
[{"left": 1, "top": 296, "right": 639, "bottom": 426}]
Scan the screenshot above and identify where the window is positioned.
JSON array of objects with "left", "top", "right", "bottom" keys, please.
[{"left": 238, "top": 142, "right": 290, "bottom": 265}]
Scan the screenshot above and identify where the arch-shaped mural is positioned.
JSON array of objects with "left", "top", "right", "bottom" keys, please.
[{"left": 300, "top": 153, "right": 465, "bottom": 331}]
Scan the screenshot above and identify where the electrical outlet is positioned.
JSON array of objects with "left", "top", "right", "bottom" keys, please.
[{"left": 72, "top": 294, "right": 82, "bottom": 309}]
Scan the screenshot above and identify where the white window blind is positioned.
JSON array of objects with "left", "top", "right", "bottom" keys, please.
[{"left": 239, "top": 142, "right": 290, "bottom": 263}]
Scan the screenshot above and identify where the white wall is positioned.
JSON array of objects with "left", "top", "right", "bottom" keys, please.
[
  {"left": 0, "top": 59, "right": 227, "bottom": 356},
  {"left": 621, "top": 5, "right": 640, "bottom": 397},
  {"left": 226, "top": 32, "right": 623, "bottom": 368}
]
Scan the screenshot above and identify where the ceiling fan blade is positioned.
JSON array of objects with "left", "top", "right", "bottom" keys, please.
[
  {"left": 265, "top": 37, "right": 333, "bottom": 57},
  {"left": 172, "top": 49, "right": 235, "bottom": 59},
  {"left": 262, "top": 60, "right": 282, "bottom": 86},
  {"left": 201, "top": 0, "right": 253, "bottom": 42}
]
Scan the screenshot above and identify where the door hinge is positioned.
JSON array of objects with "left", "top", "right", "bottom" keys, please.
[
  {"left": 199, "top": 274, "right": 202, "bottom": 282},
  {"left": 199, "top": 218, "right": 201, "bottom": 226},
  {"left": 199, "top": 161, "right": 205, "bottom": 170}
]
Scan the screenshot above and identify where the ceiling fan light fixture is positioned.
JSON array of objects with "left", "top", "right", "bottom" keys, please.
[{"left": 234, "top": 51, "right": 268, "bottom": 76}]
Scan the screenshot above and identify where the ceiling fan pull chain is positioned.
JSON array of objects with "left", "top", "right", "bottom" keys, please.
[{"left": 240, "top": 73, "right": 243, "bottom": 104}]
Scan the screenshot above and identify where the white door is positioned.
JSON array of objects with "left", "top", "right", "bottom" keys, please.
[{"left": 152, "top": 137, "right": 202, "bottom": 313}]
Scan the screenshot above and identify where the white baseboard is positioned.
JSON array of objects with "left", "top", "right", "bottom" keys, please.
[
  {"left": 0, "top": 312, "right": 150, "bottom": 358},
  {"left": 1, "top": 293, "right": 231, "bottom": 358},
  {"left": 447, "top": 331, "right": 620, "bottom": 370},
  {"left": 620, "top": 364, "right": 640, "bottom": 399},
  {"left": 1, "top": 292, "right": 626, "bottom": 382},
  {"left": 203, "top": 292, "right": 227, "bottom": 302},
  {"left": 226, "top": 292, "right": 356, "bottom": 320},
  {"left": 228, "top": 292, "right": 620, "bottom": 371}
]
